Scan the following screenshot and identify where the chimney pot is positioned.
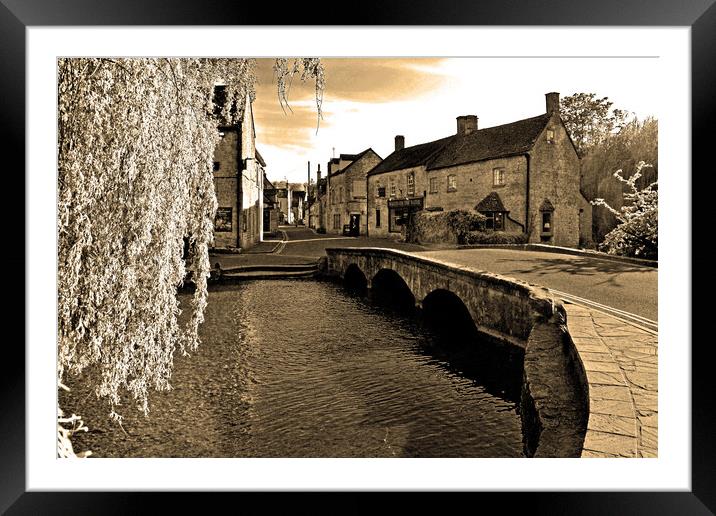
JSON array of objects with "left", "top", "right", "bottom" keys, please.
[
  {"left": 457, "top": 115, "right": 478, "bottom": 135},
  {"left": 395, "top": 135, "right": 405, "bottom": 151},
  {"left": 546, "top": 92, "right": 560, "bottom": 114}
]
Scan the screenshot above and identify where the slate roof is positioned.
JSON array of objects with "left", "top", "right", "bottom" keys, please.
[
  {"left": 367, "top": 136, "right": 453, "bottom": 176},
  {"left": 427, "top": 114, "right": 551, "bottom": 170},
  {"left": 475, "top": 192, "right": 508, "bottom": 212},
  {"left": 367, "top": 113, "right": 552, "bottom": 176},
  {"left": 330, "top": 148, "right": 380, "bottom": 177}
]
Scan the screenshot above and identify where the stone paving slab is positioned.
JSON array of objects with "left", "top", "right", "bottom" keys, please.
[{"left": 564, "top": 303, "right": 658, "bottom": 458}]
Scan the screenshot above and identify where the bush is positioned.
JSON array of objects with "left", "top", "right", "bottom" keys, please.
[
  {"left": 445, "top": 210, "right": 487, "bottom": 243},
  {"left": 464, "top": 231, "right": 528, "bottom": 245}
]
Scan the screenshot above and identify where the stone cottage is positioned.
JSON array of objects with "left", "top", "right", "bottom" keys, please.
[
  {"left": 211, "top": 86, "right": 264, "bottom": 250},
  {"left": 366, "top": 92, "right": 592, "bottom": 247},
  {"left": 325, "top": 149, "right": 382, "bottom": 236}
]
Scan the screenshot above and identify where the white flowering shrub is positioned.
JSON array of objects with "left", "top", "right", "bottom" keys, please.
[
  {"left": 57, "top": 58, "right": 324, "bottom": 456},
  {"left": 591, "top": 161, "right": 657, "bottom": 260}
]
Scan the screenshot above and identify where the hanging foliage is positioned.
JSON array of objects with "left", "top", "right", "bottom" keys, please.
[{"left": 57, "top": 58, "right": 324, "bottom": 449}]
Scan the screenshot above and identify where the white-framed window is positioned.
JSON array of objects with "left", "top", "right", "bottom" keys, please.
[
  {"left": 429, "top": 177, "right": 438, "bottom": 194},
  {"left": 390, "top": 179, "right": 396, "bottom": 197},
  {"left": 447, "top": 174, "right": 457, "bottom": 192},
  {"left": 493, "top": 168, "right": 505, "bottom": 186},
  {"left": 546, "top": 128, "right": 555, "bottom": 143},
  {"left": 407, "top": 172, "right": 415, "bottom": 197}
]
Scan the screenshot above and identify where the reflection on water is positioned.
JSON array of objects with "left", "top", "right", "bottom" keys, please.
[{"left": 63, "top": 279, "right": 526, "bottom": 458}]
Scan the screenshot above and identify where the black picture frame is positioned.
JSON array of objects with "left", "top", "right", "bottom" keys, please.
[{"left": 3, "top": 0, "right": 712, "bottom": 513}]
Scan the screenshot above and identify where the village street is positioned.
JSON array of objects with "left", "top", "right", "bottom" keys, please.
[
  {"left": 417, "top": 248, "right": 658, "bottom": 325},
  {"left": 212, "top": 226, "right": 657, "bottom": 327}
]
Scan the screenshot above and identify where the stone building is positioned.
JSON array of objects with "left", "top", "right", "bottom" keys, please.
[
  {"left": 366, "top": 92, "right": 592, "bottom": 247},
  {"left": 262, "top": 171, "right": 279, "bottom": 234},
  {"left": 325, "top": 149, "right": 382, "bottom": 236},
  {"left": 211, "top": 88, "right": 264, "bottom": 250}
]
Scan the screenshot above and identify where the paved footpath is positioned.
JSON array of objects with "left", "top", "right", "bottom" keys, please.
[{"left": 565, "top": 304, "right": 657, "bottom": 458}]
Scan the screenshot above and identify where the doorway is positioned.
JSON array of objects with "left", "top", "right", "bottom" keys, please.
[{"left": 349, "top": 214, "right": 360, "bottom": 236}]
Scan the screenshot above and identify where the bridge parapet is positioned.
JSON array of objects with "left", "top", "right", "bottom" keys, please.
[{"left": 325, "top": 247, "right": 564, "bottom": 347}]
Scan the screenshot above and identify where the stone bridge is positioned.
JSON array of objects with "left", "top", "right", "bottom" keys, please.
[
  {"left": 323, "top": 247, "right": 589, "bottom": 457},
  {"left": 324, "top": 247, "right": 563, "bottom": 348}
]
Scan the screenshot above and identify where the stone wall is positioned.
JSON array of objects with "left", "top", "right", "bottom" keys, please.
[
  {"left": 426, "top": 155, "right": 527, "bottom": 232},
  {"left": 212, "top": 129, "right": 239, "bottom": 248},
  {"left": 527, "top": 114, "right": 587, "bottom": 247},
  {"left": 326, "top": 150, "right": 382, "bottom": 235},
  {"left": 367, "top": 164, "right": 426, "bottom": 239}
]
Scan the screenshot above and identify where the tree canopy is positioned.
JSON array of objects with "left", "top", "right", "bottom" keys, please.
[{"left": 560, "top": 92, "right": 628, "bottom": 158}]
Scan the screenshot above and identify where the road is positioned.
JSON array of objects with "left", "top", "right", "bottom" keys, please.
[
  {"left": 211, "top": 228, "right": 657, "bottom": 330},
  {"left": 417, "top": 248, "right": 657, "bottom": 327}
]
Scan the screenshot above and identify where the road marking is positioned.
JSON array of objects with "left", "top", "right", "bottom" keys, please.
[
  {"left": 283, "top": 237, "right": 357, "bottom": 244},
  {"left": 550, "top": 288, "right": 658, "bottom": 334}
]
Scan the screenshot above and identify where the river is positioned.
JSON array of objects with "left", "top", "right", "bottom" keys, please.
[{"left": 62, "top": 279, "right": 527, "bottom": 457}]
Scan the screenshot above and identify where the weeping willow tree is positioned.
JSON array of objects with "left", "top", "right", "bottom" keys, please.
[{"left": 57, "top": 58, "right": 324, "bottom": 457}]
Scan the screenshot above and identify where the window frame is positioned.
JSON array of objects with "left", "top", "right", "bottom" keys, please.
[
  {"left": 429, "top": 176, "right": 438, "bottom": 194},
  {"left": 493, "top": 167, "right": 505, "bottom": 186},
  {"left": 447, "top": 174, "right": 457, "bottom": 192}
]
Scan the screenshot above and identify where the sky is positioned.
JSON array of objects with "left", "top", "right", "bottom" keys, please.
[{"left": 252, "top": 58, "right": 660, "bottom": 184}]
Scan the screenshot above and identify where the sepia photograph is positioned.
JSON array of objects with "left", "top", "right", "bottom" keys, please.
[{"left": 56, "top": 54, "right": 660, "bottom": 461}]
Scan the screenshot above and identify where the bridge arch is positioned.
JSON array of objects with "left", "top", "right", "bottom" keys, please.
[
  {"left": 343, "top": 263, "right": 368, "bottom": 294},
  {"left": 370, "top": 268, "right": 416, "bottom": 311},
  {"left": 422, "top": 288, "right": 478, "bottom": 342}
]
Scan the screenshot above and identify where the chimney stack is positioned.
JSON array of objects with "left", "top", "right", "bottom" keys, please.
[
  {"left": 456, "top": 115, "right": 478, "bottom": 136},
  {"left": 395, "top": 135, "right": 405, "bottom": 151},
  {"left": 546, "top": 92, "right": 560, "bottom": 114}
]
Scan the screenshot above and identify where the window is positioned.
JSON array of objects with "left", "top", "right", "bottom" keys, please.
[
  {"left": 481, "top": 211, "right": 505, "bottom": 231},
  {"left": 429, "top": 177, "right": 438, "bottom": 194},
  {"left": 389, "top": 208, "right": 405, "bottom": 233},
  {"left": 213, "top": 161, "right": 220, "bottom": 171},
  {"left": 390, "top": 180, "right": 396, "bottom": 197},
  {"left": 541, "top": 211, "right": 552, "bottom": 233},
  {"left": 339, "top": 187, "right": 343, "bottom": 203},
  {"left": 546, "top": 129, "right": 555, "bottom": 143},
  {"left": 333, "top": 214, "right": 341, "bottom": 230},
  {"left": 375, "top": 209, "right": 381, "bottom": 228},
  {"left": 352, "top": 180, "right": 366, "bottom": 198},
  {"left": 407, "top": 172, "right": 415, "bottom": 197},
  {"left": 377, "top": 187, "right": 386, "bottom": 198},
  {"left": 447, "top": 175, "right": 457, "bottom": 192},
  {"left": 493, "top": 168, "right": 505, "bottom": 186}
]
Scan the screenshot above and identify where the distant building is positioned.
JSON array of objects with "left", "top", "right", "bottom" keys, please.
[
  {"left": 366, "top": 92, "right": 592, "bottom": 247},
  {"left": 211, "top": 86, "right": 264, "bottom": 250},
  {"left": 273, "top": 181, "right": 307, "bottom": 224},
  {"left": 325, "top": 149, "right": 382, "bottom": 236}
]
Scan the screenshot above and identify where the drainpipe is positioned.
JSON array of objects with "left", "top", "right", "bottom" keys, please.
[
  {"left": 524, "top": 153, "right": 531, "bottom": 238},
  {"left": 366, "top": 175, "right": 369, "bottom": 238}
]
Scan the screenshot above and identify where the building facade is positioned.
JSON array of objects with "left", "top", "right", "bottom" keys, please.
[
  {"left": 325, "top": 149, "right": 382, "bottom": 236},
  {"left": 366, "top": 92, "right": 592, "bottom": 247},
  {"left": 211, "top": 90, "right": 264, "bottom": 250}
]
